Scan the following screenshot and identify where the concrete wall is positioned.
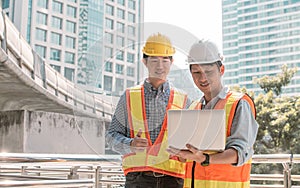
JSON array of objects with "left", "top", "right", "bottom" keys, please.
[
  {"left": 0, "top": 110, "right": 25, "bottom": 152},
  {"left": 0, "top": 110, "right": 106, "bottom": 154}
]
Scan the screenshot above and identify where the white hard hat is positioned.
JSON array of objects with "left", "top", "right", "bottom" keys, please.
[{"left": 187, "top": 40, "right": 223, "bottom": 65}]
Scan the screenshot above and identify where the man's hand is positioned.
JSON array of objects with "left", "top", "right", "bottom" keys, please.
[
  {"left": 167, "top": 144, "right": 205, "bottom": 163},
  {"left": 130, "top": 129, "right": 148, "bottom": 152}
]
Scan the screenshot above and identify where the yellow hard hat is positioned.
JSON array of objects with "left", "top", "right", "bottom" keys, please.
[{"left": 142, "top": 33, "right": 175, "bottom": 56}]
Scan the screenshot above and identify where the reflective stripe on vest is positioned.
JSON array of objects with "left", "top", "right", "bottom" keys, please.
[
  {"left": 122, "top": 85, "right": 187, "bottom": 178},
  {"left": 184, "top": 91, "right": 256, "bottom": 188}
]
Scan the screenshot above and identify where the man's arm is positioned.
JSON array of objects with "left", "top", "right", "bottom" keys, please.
[
  {"left": 106, "top": 93, "right": 133, "bottom": 155},
  {"left": 226, "top": 99, "right": 259, "bottom": 166}
]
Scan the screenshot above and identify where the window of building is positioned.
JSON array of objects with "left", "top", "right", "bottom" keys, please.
[
  {"left": 105, "top": 61, "right": 113, "bottom": 72},
  {"left": 64, "top": 67, "right": 74, "bottom": 81},
  {"left": 116, "top": 50, "right": 124, "bottom": 60},
  {"left": 116, "top": 64, "right": 124, "bottom": 74},
  {"left": 37, "top": 0, "right": 48, "bottom": 9},
  {"left": 51, "top": 32, "right": 62, "bottom": 45},
  {"left": 128, "top": 25, "right": 135, "bottom": 36},
  {"left": 127, "top": 80, "right": 134, "bottom": 87},
  {"left": 117, "top": 0, "right": 125, "bottom": 6},
  {"left": 117, "top": 8, "right": 125, "bottom": 19},
  {"left": 105, "top": 32, "right": 113, "bottom": 44},
  {"left": 35, "top": 28, "right": 47, "bottom": 42},
  {"left": 127, "top": 67, "right": 134, "bottom": 77},
  {"left": 117, "top": 35, "right": 124, "bottom": 47},
  {"left": 2, "top": 0, "right": 10, "bottom": 9},
  {"left": 35, "top": 45, "right": 46, "bottom": 58},
  {"left": 116, "top": 78, "right": 124, "bottom": 93},
  {"left": 117, "top": 22, "right": 125, "bottom": 33},
  {"left": 128, "top": 0, "right": 135, "bottom": 10},
  {"left": 50, "top": 48, "right": 61, "bottom": 61},
  {"left": 106, "top": 4, "right": 114, "bottom": 16},
  {"left": 66, "top": 21, "right": 76, "bottom": 33},
  {"left": 65, "top": 36, "right": 76, "bottom": 49},
  {"left": 67, "top": 5, "right": 77, "bottom": 18},
  {"left": 127, "top": 39, "right": 135, "bottom": 50},
  {"left": 104, "top": 75, "right": 112, "bottom": 91},
  {"left": 52, "top": 1, "right": 63, "bottom": 13},
  {"left": 128, "top": 12, "right": 135, "bottom": 23},
  {"left": 105, "top": 47, "right": 113, "bottom": 58},
  {"left": 106, "top": 18, "right": 114, "bottom": 30},
  {"left": 65, "top": 52, "right": 75, "bottom": 64},
  {"left": 127, "top": 52, "right": 134, "bottom": 63},
  {"left": 63, "top": 67, "right": 75, "bottom": 81},
  {"left": 36, "top": 12, "right": 47, "bottom": 25},
  {"left": 51, "top": 16, "right": 62, "bottom": 29},
  {"left": 50, "top": 64, "right": 61, "bottom": 73}
]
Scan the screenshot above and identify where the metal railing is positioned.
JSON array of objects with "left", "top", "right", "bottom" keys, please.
[
  {"left": 0, "top": 153, "right": 124, "bottom": 187},
  {"left": 251, "top": 154, "right": 300, "bottom": 188},
  {"left": 0, "top": 153, "right": 299, "bottom": 187}
]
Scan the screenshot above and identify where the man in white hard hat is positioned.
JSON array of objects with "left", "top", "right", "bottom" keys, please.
[
  {"left": 106, "top": 33, "right": 189, "bottom": 188},
  {"left": 168, "top": 40, "right": 259, "bottom": 188}
]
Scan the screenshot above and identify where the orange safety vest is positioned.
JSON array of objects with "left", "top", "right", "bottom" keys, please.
[
  {"left": 122, "top": 85, "right": 188, "bottom": 178},
  {"left": 184, "top": 91, "right": 256, "bottom": 188}
]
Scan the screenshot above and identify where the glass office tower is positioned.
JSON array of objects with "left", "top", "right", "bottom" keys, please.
[
  {"left": 222, "top": 0, "right": 300, "bottom": 95},
  {"left": 77, "top": 0, "right": 104, "bottom": 91},
  {"left": 2, "top": 0, "right": 144, "bottom": 96}
]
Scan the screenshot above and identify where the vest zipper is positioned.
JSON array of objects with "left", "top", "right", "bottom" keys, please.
[{"left": 191, "top": 161, "right": 196, "bottom": 188}]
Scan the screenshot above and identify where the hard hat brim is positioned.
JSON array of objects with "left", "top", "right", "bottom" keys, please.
[
  {"left": 188, "top": 58, "right": 221, "bottom": 65},
  {"left": 143, "top": 53, "right": 174, "bottom": 57}
]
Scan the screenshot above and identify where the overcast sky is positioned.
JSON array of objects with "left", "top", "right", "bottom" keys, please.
[{"left": 143, "top": 0, "right": 223, "bottom": 69}]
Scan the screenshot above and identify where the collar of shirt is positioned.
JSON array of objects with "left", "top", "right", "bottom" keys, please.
[
  {"left": 200, "top": 86, "right": 229, "bottom": 109},
  {"left": 143, "top": 79, "right": 170, "bottom": 94}
]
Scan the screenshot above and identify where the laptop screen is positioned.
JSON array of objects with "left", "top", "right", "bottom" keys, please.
[{"left": 167, "top": 109, "right": 225, "bottom": 151}]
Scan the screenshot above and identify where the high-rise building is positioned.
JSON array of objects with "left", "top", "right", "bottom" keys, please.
[
  {"left": 222, "top": 0, "right": 300, "bottom": 95},
  {"left": 77, "top": 0, "right": 104, "bottom": 91},
  {"left": 3, "top": 0, "right": 81, "bottom": 82},
  {"left": 100, "top": 0, "right": 144, "bottom": 96},
  {"left": 2, "top": 0, "right": 144, "bottom": 96}
]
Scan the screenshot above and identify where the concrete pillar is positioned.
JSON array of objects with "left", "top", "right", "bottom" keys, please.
[
  {"left": 0, "top": 110, "right": 107, "bottom": 154},
  {"left": 0, "top": 110, "right": 25, "bottom": 152}
]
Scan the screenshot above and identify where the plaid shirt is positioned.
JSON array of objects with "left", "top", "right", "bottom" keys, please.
[{"left": 106, "top": 79, "right": 189, "bottom": 155}]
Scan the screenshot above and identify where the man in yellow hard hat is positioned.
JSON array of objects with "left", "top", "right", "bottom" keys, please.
[
  {"left": 106, "top": 33, "right": 189, "bottom": 188},
  {"left": 168, "top": 40, "right": 259, "bottom": 188}
]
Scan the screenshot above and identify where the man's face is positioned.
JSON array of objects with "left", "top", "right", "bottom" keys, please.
[
  {"left": 190, "top": 63, "right": 224, "bottom": 97},
  {"left": 143, "top": 56, "right": 173, "bottom": 80}
]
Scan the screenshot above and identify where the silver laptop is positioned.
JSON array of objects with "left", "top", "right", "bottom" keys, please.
[{"left": 167, "top": 109, "right": 225, "bottom": 151}]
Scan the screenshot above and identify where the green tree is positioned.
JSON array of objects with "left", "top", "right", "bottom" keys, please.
[
  {"left": 253, "top": 65, "right": 299, "bottom": 154},
  {"left": 230, "top": 65, "right": 300, "bottom": 184},
  {"left": 254, "top": 65, "right": 297, "bottom": 96}
]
